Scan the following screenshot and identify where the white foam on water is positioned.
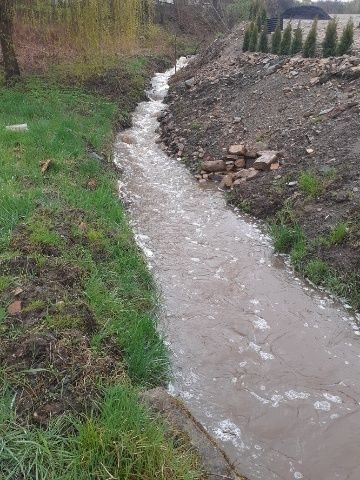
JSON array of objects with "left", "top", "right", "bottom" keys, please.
[
  {"left": 213, "top": 420, "right": 246, "bottom": 450},
  {"left": 250, "top": 391, "right": 270, "bottom": 405},
  {"left": 285, "top": 390, "right": 311, "bottom": 401},
  {"left": 260, "top": 351, "right": 275, "bottom": 361},
  {"left": 314, "top": 401, "right": 331, "bottom": 412},
  {"left": 253, "top": 316, "right": 270, "bottom": 331},
  {"left": 323, "top": 393, "right": 342, "bottom": 404}
]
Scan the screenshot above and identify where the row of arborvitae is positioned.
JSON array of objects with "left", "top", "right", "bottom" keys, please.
[
  {"left": 321, "top": 18, "right": 354, "bottom": 57},
  {"left": 243, "top": 18, "right": 354, "bottom": 58}
]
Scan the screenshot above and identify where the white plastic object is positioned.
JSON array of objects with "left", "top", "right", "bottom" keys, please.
[{"left": 6, "top": 123, "right": 28, "bottom": 132}]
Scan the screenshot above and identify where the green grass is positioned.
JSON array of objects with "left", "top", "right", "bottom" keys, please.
[
  {"left": 270, "top": 222, "right": 304, "bottom": 254},
  {"left": 269, "top": 207, "right": 359, "bottom": 309},
  {"left": 289, "top": 236, "right": 307, "bottom": 270},
  {"left": 305, "top": 259, "right": 330, "bottom": 284},
  {"left": 0, "top": 384, "right": 201, "bottom": 480},
  {"left": 0, "top": 72, "right": 202, "bottom": 478},
  {"left": 299, "top": 171, "right": 323, "bottom": 197},
  {"left": 22, "top": 300, "right": 46, "bottom": 313},
  {"left": 0, "top": 79, "right": 166, "bottom": 384},
  {"left": 0, "top": 276, "right": 11, "bottom": 293},
  {"left": 29, "top": 223, "right": 62, "bottom": 247},
  {"left": 314, "top": 222, "right": 348, "bottom": 248},
  {"left": 190, "top": 121, "right": 201, "bottom": 130},
  {"left": 328, "top": 222, "right": 347, "bottom": 245}
]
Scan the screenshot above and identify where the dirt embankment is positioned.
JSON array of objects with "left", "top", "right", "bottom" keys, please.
[{"left": 159, "top": 24, "right": 360, "bottom": 308}]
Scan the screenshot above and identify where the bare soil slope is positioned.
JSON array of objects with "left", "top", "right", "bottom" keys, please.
[{"left": 159, "top": 24, "right": 360, "bottom": 308}]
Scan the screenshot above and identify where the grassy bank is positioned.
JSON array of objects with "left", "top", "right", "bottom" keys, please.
[
  {"left": 269, "top": 204, "right": 360, "bottom": 310},
  {"left": 0, "top": 62, "right": 202, "bottom": 478}
]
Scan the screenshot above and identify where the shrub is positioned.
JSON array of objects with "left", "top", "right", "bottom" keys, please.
[
  {"left": 249, "top": 24, "right": 258, "bottom": 51},
  {"left": 243, "top": 25, "right": 251, "bottom": 51},
  {"left": 337, "top": 18, "right": 354, "bottom": 55},
  {"left": 271, "top": 24, "right": 282, "bottom": 54},
  {"left": 258, "top": 28, "right": 268, "bottom": 52},
  {"left": 303, "top": 18, "right": 317, "bottom": 58},
  {"left": 322, "top": 18, "right": 338, "bottom": 57},
  {"left": 291, "top": 21, "right": 303, "bottom": 55},
  {"left": 280, "top": 22, "right": 292, "bottom": 55}
]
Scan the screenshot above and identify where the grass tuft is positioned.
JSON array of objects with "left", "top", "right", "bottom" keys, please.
[
  {"left": 299, "top": 171, "right": 323, "bottom": 197},
  {"left": 270, "top": 222, "right": 304, "bottom": 254},
  {"left": 328, "top": 222, "right": 347, "bottom": 245},
  {"left": 305, "top": 259, "right": 330, "bottom": 285}
]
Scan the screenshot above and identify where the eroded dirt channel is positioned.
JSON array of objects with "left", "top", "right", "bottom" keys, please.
[{"left": 114, "top": 63, "right": 360, "bottom": 480}]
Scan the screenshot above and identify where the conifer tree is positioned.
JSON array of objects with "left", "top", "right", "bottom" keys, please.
[
  {"left": 250, "top": 0, "right": 262, "bottom": 20},
  {"left": 337, "top": 18, "right": 354, "bottom": 56},
  {"left": 322, "top": 18, "right": 338, "bottom": 57},
  {"left": 291, "top": 22, "right": 303, "bottom": 55},
  {"left": 243, "top": 25, "right": 251, "bottom": 51},
  {"left": 249, "top": 24, "right": 258, "bottom": 52},
  {"left": 249, "top": 2, "right": 256, "bottom": 20},
  {"left": 280, "top": 22, "right": 292, "bottom": 55},
  {"left": 258, "top": 28, "right": 268, "bottom": 53},
  {"left": 303, "top": 18, "right": 318, "bottom": 58},
  {"left": 261, "top": 7, "right": 267, "bottom": 25},
  {"left": 271, "top": 24, "right": 282, "bottom": 54},
  {"left": 256, "top": 14, "right": 262, "bottom": 31}
]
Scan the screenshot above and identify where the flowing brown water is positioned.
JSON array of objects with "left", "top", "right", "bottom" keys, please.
[{"left": 114, "top": 62, "right": 360, "bottom": 480}]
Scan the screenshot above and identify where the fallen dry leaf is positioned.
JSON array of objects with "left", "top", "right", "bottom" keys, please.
[
  {"left": 86, "top": 179, "right": 97, "bottom": 190},
  {"left": 79, "top": 221, "right": 87, "bottom": 232},
  {"left": 39, "top": 159, "right": 52, "bottom": 174},
  {"left": 8, "top": 300, "right": 22, "bottom": 315},
  {"left": 12, "top": 287, "right": 23, "bottom": 296}
]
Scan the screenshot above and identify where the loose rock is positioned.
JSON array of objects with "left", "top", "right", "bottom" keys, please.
[
  {"left": 201, "top": 160, "right": 226, "bottom": 173},
  {"left": 235, "top": 158, "right": 246, "bottom": 168},
  {"left": 220, "top": 174, "right": 233, "bottom": 188},
  {"left": 253, "top": 151, "right": 279, "bottom": 171},
  {"left": 228, "top": 144, "right": 247, "bottom": 156}
]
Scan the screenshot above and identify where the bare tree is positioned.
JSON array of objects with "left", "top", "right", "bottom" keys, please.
[{"left": 0, "top": 0, "right": 20, "bottom": 81}]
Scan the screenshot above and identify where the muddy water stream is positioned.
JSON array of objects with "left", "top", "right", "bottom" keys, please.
[{"left": 114, "top": 62, "right": 360, "bottom": 480}]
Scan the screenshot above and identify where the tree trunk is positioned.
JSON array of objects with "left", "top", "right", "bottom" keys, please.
[{"left": 0, "top": 1, "right": 20, "bottom": 81}]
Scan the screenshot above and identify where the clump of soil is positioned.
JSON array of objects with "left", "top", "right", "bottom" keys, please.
[
  {"left": 0, "top": 210, "right": 125, "bottom": 424},
  {"left": 159, "top": 23, "right": 360, "bottom": 306},
  {"left": 1, "top": 329, "right": 123, "bottom": 424}
]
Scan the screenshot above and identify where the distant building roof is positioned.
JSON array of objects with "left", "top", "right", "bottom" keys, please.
[{"left": 282, "top": 5, "right": 331, "bottom": 20}]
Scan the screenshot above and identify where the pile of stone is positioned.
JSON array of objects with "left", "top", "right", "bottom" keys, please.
[
  {"left": 247, "top": 53, "right": 360, "bottom": 84},
  {"left": 196, "top": 144, "right": 280, "bottom": 189}
]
